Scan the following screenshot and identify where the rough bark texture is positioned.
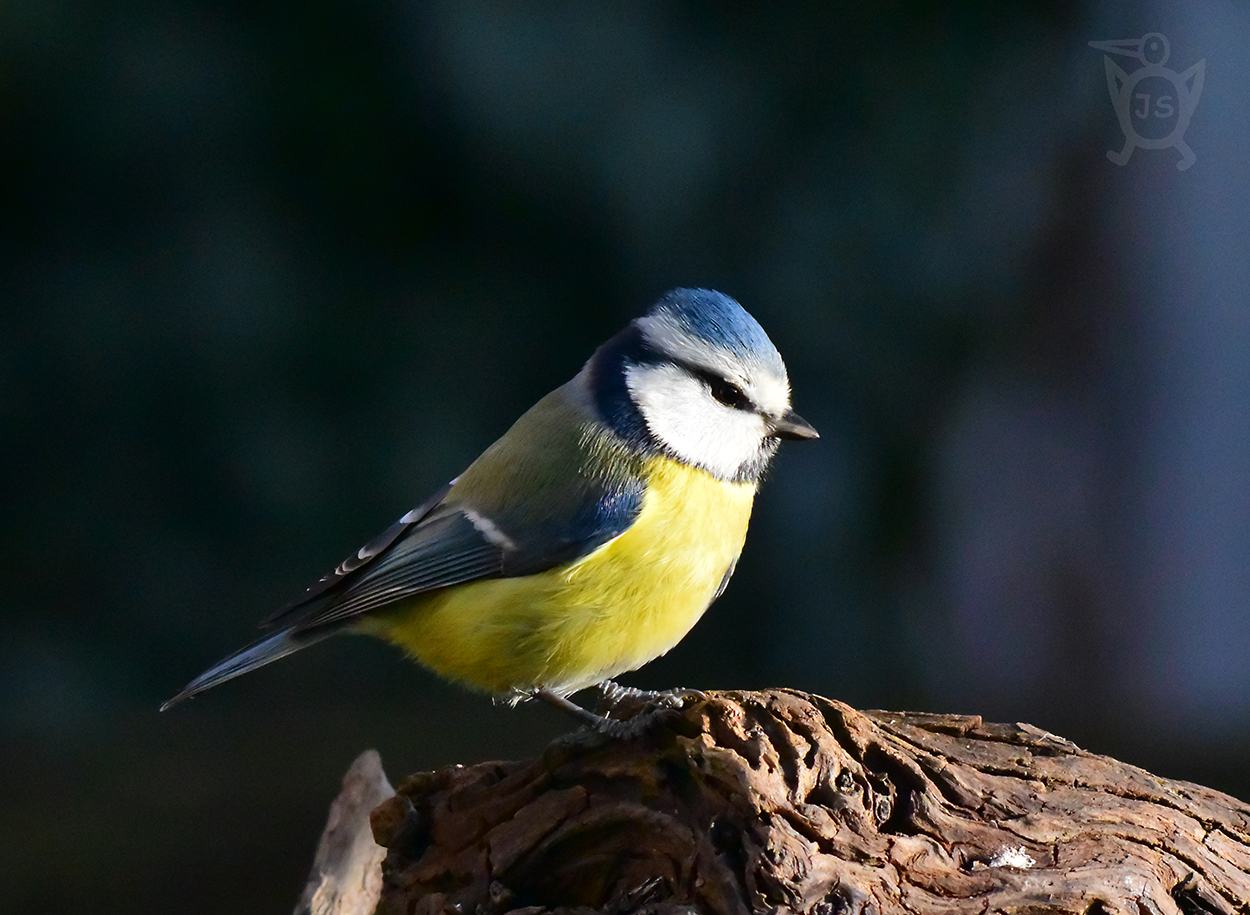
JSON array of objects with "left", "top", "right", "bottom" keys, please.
[{"left": 368, "top": 689, "right": 1250, "bottom": 915}]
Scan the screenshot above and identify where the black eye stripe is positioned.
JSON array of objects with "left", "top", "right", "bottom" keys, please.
[{"left": 695, "top": 369, "right": 752, "bottom": 410}]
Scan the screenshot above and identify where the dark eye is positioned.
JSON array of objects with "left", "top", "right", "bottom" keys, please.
[{"left": 707, "top": 375, "right": 749, "bottom": 410}]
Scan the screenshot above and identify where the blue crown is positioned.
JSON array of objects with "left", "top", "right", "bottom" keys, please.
[{"left": 648, "top": 288, "right": 784, "bottom": 376}]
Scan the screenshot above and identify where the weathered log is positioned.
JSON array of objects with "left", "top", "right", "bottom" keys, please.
[
  {"left": 364, "top": 689, "right": 1250, "bottom": 915},
  {"left": 296, "top": 749, "right": 394, "bottom": 915}
]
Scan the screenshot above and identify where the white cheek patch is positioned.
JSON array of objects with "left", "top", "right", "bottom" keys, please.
[{"left": 624, "top": 362, "right": 769, "bottom": 479}]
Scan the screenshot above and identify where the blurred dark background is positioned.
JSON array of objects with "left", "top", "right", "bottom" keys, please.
[{"left": 4, "top": 0, "right": 1250, "bottom": 911}]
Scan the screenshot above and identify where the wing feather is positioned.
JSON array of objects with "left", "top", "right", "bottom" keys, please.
[
  {"left": 291, "top": 511, "right": 505, "bottom": 626},
  {"left": 262, "top": 482, "right": 453, "bottom": 627},
  {"left": 164, "top": 381, "right": 648, "bottom": 708},
  {"left": 266, "top": 384, "right": 648, "bottom": 635}
]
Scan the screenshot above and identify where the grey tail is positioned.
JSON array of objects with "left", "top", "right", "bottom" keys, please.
[{"left": 160, "top": 627, "right": 338, "bottom": 711}]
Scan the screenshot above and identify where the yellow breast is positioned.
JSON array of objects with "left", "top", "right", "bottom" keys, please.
[{"left": 366, "top": 456, "right": 757, "bottom": 696}]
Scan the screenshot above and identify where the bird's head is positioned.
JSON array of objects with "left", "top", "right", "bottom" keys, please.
[{"left": 586, "top": 288, "right": 817, "bottom": 483}]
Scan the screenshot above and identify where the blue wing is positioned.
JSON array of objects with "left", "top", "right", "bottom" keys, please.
[
  {"left": 264, "top": 481, "right": 454, "bottom": 622},
  {"left": 162, "top": 474, "right": 642, "bottom": 708},
  {"left": 162, "top": 382, "right": 647, "bottom": 708},
  {"left": 268, "top": 476, "right": 643, "bottom": 630}
]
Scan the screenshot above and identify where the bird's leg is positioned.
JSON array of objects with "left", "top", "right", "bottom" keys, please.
[
  {"left": 534, "top": 688, "right": 617, "bottom": 732},
  {"left": 534, "top": 688, "right": 649, "bottom": 739},
  {"left": 535, "top": 685, "right": 705, "bottom": 740}
]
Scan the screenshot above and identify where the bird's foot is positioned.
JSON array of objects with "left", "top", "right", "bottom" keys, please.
[
  {"left": 595, "top": 680, "right": 706, "bottom": 716},
  {"left": 535, "top": 684, "right": 706, "bottom": 740},
  {"left": 594, "top": 682, "right": 707, "bottom": 739}
]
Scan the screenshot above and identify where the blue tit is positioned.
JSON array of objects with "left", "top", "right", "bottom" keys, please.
[{"left": 163, "top": 288, "right": 817, "bottom": 732}]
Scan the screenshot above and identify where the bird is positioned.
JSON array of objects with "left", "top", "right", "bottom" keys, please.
[{"left": 162, "top": 288, "right": 817, "bottom": 735}]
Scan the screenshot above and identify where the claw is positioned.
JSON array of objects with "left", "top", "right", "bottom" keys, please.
[
  {"left": 536, "top": 684, "right": 706, "bottom": 740},
  {"left": 588, "top": 704, "right": 686, "bottom": 740},
  {"left": 596, "top": 681, "right": 706, "bottom": 715},
  {"left": 595, "top": 680, "right": 649, "bottom": 711}
]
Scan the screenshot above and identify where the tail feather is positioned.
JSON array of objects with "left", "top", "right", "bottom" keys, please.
[{"left": 160, "top": 627, "right": 337, "bottom": 711}]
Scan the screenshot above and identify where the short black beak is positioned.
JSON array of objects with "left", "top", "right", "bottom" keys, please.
[{"left": 770, "top": 410, "right": 819, "bottom": 440}]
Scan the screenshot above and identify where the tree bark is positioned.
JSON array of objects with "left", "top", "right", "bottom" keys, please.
[
  {"left": 366, "top": 689, "right": 1250, "bottom": 915},
  {"left": 296, "top": 749, "right": 394, "bottom": 915}
]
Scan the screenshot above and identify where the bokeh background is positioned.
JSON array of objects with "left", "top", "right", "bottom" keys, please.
[{"left": 4, "top": 1, "right": 1249, "bottom": 911}]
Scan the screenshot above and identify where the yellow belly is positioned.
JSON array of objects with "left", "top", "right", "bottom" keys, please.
[{"left": 362, "top": 456, "right": 756, "bottom": 696}]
